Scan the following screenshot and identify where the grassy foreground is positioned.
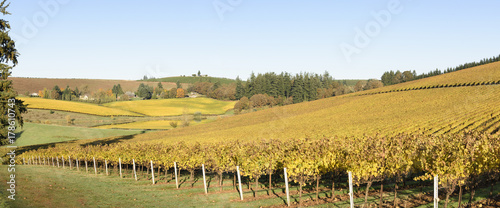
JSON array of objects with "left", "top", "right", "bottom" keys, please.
[
  {"left": 0, "top": 165, "right": 497, "bottom": 208},
  {"left": 0, "top": 165, "right": 277, "bottom": 208}
]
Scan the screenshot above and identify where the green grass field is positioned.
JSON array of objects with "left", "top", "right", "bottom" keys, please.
[
  {"left": 13, "top": 123, "right": 144, "bottom": 147},
  {"left": 103, "top": 97, "right": 236, "bottom": 116}
]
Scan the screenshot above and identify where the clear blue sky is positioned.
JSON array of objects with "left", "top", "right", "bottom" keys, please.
[{"left": 6, "top": 0, "right": 500, "bottom": 80}]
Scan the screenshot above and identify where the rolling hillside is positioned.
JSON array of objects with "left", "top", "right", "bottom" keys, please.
[
  {"left": 354, "top": 62, "right": 500, "bottom": 95},
  {"left": 21, "top": 61, "right": 499, "bottom": 147},
  {"left": 146, "top": 76, "right": 237, "bottom": 84},
  {"left": 106, "top": 62, "right": 500, "bottom": 144},
  {"left": 20, "top": 97, "right": 143, "bottom": 117},
  {"left": 9, "top": 61, "right": 500, "bottom": 208},
  {"left": 21, "top": 97, "right": 235, "bottom": 117},
  {"left": 9, "top": 77, "right": 180, "bottom": 95},
  {"left": 102, "top": 97, "right": 236, "bottom": 116}
]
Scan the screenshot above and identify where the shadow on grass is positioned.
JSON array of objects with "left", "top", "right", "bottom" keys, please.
[
  {"left": 78, "top": 132, "right": 144, "bottom": 147},
  {"left": 2, "top": 132, "right": 145, "bottom": 159}
]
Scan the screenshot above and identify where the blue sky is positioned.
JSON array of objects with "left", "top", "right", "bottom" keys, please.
[{"left": 6, "top": 0, "right": 500, "bottom": 80}]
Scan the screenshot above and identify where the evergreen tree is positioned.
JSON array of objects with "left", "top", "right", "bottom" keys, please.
[
  {"left": 62, "top": 86, "right": 73, "bottom": 101},
  {"left": 176, "top": 80, "right": 181, "bottom": 89},
  {"left": 321, "top": 71, "right": 333, "bottom": 89},
  {"left": 291, "top": 78, "right": 304, "bottom": 103},
  {"left": 235, "top": 76, "right": 245, "bottom": 100},
  {"left": 245, "top": 72, "right": 256, "bottom": 98},
  {"left": 0, "top": 1, "right": 27, "bottom": 145}
]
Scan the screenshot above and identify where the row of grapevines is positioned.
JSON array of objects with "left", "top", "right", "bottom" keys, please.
[{"left": 20, "top": 131, "right": 500, "bottom": 207}]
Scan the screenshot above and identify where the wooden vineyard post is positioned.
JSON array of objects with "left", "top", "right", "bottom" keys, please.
[
  {"left": 237, "top": 166, "right": 243, "bottom": 201},
  {"left": 202, "top": 164, "right": 207, "bottom": 194},
  {"left": 349, "top": 171, "right": 354, "bottom": 208},
  {"left": 43, "top": 157, "right": 45, "bottom": 165},
  {"left": 434, "top": 175, "right": 439, "bottom": 208},
  {"left": 23, "top": 157, "right": 25, "bottom": 165},
  {"left": 38, "top": 156, "right": 41, "bottom": 165},
  {"left": 174, "top": 162, "right": 179, "bottom": 189},
  {"left": 62, "top": 156, "right": 65, "bottom": 169},
  {"left": 93, "top": 157, "right": 97, "bottom": 175},
  {"left": 76, "top": 158, "right": 79, "bottom": 171},
  {"left": 150, "top": 160, "right": 155, "bottom": 185},
  {"left": 133, "top": 159, "right": 137, "bottom": 181},
  {"left": 105, "top": 160, "right": 109, "bottom": 176},
  {"left": 57, "top": 157, "right": 59, "bottom": 168},
  {"left": 119, "top": 158, "right": 123, "bottom": 179},
  {"left": 69, "top": 156, "right": 72, "bottom": 170},
  {"left": 52, "top": 157, "right": 54, "bottom": 167},
  {"left": 284, "top": 168, "right": 290, "bottom": 207}
]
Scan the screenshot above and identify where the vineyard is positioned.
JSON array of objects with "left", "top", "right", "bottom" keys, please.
[
  {"left": 91, "top": 84, "right": 500, "bottom": 145},
  {"left": 20, "top": 97, "right": 143, "bottom": 117},
  {"left": 19, "top": 131, "right": 500, "bottom": 207},
  {"left": 94, "top": 119, "right": 214, "bottom": 130},
  {"left": 19, "top": 97, "right": 236, "bottom": 118},
  {"left": 102, "top": 97, "right": 236, "bottom": 117},
  {"left": 7, "top": 63, "right": 500, "bottom": 207},
  {"left": 354, "top": 62, "right": 500, "bottom": 96}
]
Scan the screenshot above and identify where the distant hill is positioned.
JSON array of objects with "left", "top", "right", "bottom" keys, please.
[
  {"left": 146, "top": 76, "right": 237, "bottom": 85},
  {"left": 337, "top": 79, "right": 366, "bottom": 86},
  {"left": 9, "top": 77, "right": 180, "bottom": 95}
]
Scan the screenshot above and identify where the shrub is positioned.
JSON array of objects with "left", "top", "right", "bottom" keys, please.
[
  {"left": 182, "top": 120, "right": 190, "bottom": 127},
  {"left": 193, "top": 112, "right": 202, "bottom": 122},
  {"left": 119, "top": 94, "right": 130, "bottom": 101},
  {"left": 169, "top": 121, "right": 178, "bottom": 128},
  {"left": 234, "top": 96, "right": 250, "bottom": 113},
  {"left": 66, "top": 115, "right": 75, "bottom": 125}
]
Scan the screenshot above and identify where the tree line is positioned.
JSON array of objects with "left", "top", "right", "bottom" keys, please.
[
  {"left": 136, "top": 81, "right": 185, "bottom": 100},
  {"left": 190, "top": 72, "right": 383, "bottom": 112},
  {"left": 381, "top": 54, "right": 500, "bottom": 86}
]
